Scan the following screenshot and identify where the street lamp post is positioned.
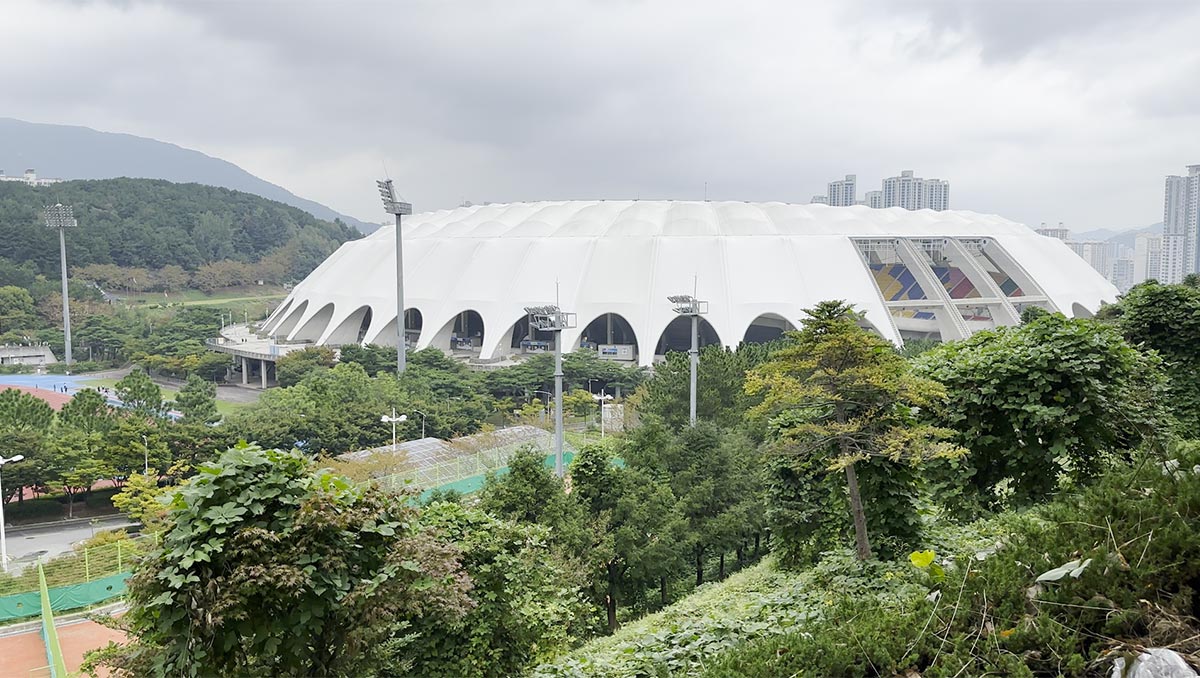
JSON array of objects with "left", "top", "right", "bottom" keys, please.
[
  {"left": 377, "top": 180, "right": 413, "bottom": 375},
  {"left": 592, "top": 390, "right": 614, "bottom": 438},
  {"left": 525, "top": 305, "right": 576, "bottom": 477},
  {"left": 380, "top": 408, "right": 408, "bottom": 452},
  {"left": 669, "top": 291, "right": 709, "bottom": 426},
  {"left": 43, "top": 204, "right": 78, "bottom": 369},
  {"left": 412, "top": 409, "right": 427, "bottom": 439},
  {"left": 0, "top": 454, "right": 26, "bottom": 573},
  {"left": 532, "top": 390, "right": 554, "bottom": 425}
]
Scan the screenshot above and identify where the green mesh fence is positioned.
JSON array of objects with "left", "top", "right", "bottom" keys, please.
[{"left": 0, "top": 533, "right": 156, "bottom": 622}]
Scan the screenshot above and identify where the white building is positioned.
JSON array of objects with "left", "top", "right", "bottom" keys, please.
[
  {"left": 1159, "top": 165, "right": 1200, "bottom": 284},
  {"left": 810, "top": 195, "right": 829, "bottom": 205},
  {"left": 1134, "top": 232, "right": 1163, "bottom": 284},
  {"left": 881, "top": 170, "right": 950, "bottom": 211},
  {"left": 827, "top": 175, "right": 857, "bottom": 207},
  {"left": 864, "top": 190, "right": 883, "bottom": 209},
  {"left": 0, "top": 169, "right": 63, "bottom": 186},
  {"left": 258, "top": 200, "right": 1116, "bottom": 367}
]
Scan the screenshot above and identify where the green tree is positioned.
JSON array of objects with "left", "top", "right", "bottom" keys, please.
[
  {"left": 275, "top": 345, "right": 337, "bottom": 387},
  {"left": 0, "top": 430, "right": 48, "bottom": 505},
  {"left": 917, "top": 311, "right": 1168, "bottom": 507},
  {"left": 1111, "top": 281, "right": 1200, "bottom": 437},
  {"left": 96, "top": 444, "right": 472, "bottom": 677},
  {"left": 408, "top": 501, "right": 581, "bottom": 677},
  {"left": 111, "top": 472, "right": 170, "bottom": 528},
  {"left": 622, "top": 422, "right": 762, "bottom": 583},
  {"left": 478, "top": 446, "right": 587, "bottom": 551},
  {"left": 746, "top": 301, "right": 961, "bottom": 561},
  {"left": 174, "top": 374, "right": 219, "bottom": 423},
  {"left": 571, "top": 444, "right": 686, "bottom": 629},
  {"left": 114, "top": 369, "right": 165, "bottom": 418},
  {"left": 58, "top": 388, "right": 115, "bottom": 435},
  {"left": 47, "top": 431, "right": 111, "bottom": 518},
  {"left": 0, "top": 388, "right": 54, "bottom": 432}
]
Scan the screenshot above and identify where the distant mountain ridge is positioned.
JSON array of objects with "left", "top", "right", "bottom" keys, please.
[{"left": 0, "top": 118, "right": 379, "bottom": 234}]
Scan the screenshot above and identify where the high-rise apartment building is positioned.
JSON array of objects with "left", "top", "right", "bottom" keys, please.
[
  {"left": 864, "top": 190, "right": 883, "bottom": 209},
  {"left": 1134, "top": 233, "right": 1162, "bottom": 284},
  {"left": 810, "top": 195, "right": 829, "bottom": 205},
  {"left": 1159, "top": 165, "right": 1200, "bottom": 284},
  {"left": 881, "top": 170, "right": 950, "bottom": 211},
  {"left": 826, "top": 175, "right": 857, "bottom": 207},
  {"left": 1035, "top": 223, "right": 1071, "bottom": 241}
]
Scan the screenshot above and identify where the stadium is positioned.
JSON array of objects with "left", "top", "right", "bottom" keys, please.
[{"left": 259, "top": 200, "right": 1118, "bottom": 367}]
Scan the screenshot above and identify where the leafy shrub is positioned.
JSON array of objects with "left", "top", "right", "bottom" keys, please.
[{"left": 702, "top": 443, "right": 1200, "bottom": 677}]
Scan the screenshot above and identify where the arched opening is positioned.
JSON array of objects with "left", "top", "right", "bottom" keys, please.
[
  {"left": 742, "top": 313, "right": 796, "bottom": 345},
  {"left": 1071, "top": 302, "right": 1094, "bottom": 319},
  {"left": 323, "top": 306, "right": 372, "bottom": 345},
  {"left": 291, "top": 303, "right": 335, "bottom": 342},
  {"left": 506, "top": 315, "right": 557, "bottom": 355},
  {"left": 405, "top": 308, "right": 423, "bottom": 346},
  {"left": 579, "top": 312, "right": 639, "bottom": 362},
  {"left": 273, "top": 300, "right": 308, "bottom": 339},
  {"left": 431, "top": 310, "right": 485, "bottom": 354},
  {"left": 370, "top": 308, "right": 423, "bottom": 348},
  {"left": 263, "top": 298, "right": 294, "bottom": 334},
  {"left": 655, "top": 316, "right": 720, "bottom": 356}
]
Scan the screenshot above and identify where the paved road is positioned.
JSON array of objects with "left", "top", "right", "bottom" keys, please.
[{"left": 5, "top": 517, "right": 137, "bottom": 574}]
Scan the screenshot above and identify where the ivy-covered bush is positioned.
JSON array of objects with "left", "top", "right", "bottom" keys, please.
[{"left": 915, "top": 313, "right": 1167, "bottom": 508}]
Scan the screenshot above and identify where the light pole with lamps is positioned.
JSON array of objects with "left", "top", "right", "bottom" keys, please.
[
  {"left": 669, "top": 289, "right": 708, "bottom": 426},
  {"left": 592, "top": 390, "right": 614, "bottom": 438},
  {"left": 0, "top": 454, "right": 26, "bottom": 573},
  {"left": 381, "top": 408, "right": 408, "bottom": 452},
  {"left": 43, "top": 204, "right": 77, "bottom": 368},
  {"left": 412, "top": 409, "right": 428, "bottom": 439},
  {"left": 524, "top": 305, "right": 576, "bottom": 477},
  {"left": 377, "top": 180, "right": 412, "bottom": 375}
]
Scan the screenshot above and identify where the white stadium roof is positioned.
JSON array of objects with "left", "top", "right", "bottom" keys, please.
[{"left": 262, "top": 200, "right": 1118, "bottom": 367}]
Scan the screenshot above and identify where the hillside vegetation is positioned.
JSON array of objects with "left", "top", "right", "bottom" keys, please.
[{"left": 0, "top": 177, "right": 358, "bottom": 277}]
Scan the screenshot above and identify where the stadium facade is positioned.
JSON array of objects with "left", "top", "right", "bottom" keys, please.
[{"left": 260, "top": 200, "right": 1118, "bottom": 367}]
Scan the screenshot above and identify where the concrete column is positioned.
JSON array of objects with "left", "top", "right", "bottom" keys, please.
[
  {"left": 241, "top": 356, "right": 248, "bottom": 385},
  {"left": 260, "top": 359, "right": 267, "bottom": 389}
]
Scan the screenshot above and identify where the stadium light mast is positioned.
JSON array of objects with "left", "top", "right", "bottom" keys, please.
[
  {"left": 524, "top": 303, "right": 576, "bottom": 477},
  {"left": 43, "top": 204, "right": 77, "bottom": 369},
  {"left": 669, "top": 288, "right": 708, "bottom": 426},
  {"left": 377, "top": 180, "right": 412, "bottom": 374}
]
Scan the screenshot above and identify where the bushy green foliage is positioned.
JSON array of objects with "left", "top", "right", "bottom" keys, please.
[
  {"left": 634, "top": 340, "right": 789, "bottom": 431},
  {"left": 915, "top": 313, "right": 1167, "bottom": 508},
  {"left": 96, "top": 443, "right": 473, "bottom": 677},
  {"left": 0, "top": 387, "right": 55, "bottom": 431},
  {"left": 114, "top": 369, "right": 165, "bottom": 418},
  {"left": 409, "top": 501, "right": 583, "bottom": 677},
  {"left": 1113, "top": 281, "right": 1200, "bottom": 437},
  {"left": 275, "top": 345, "right": 337, "bottom": 387},
  {"left": 703, "top": 443, "right": 1200, "bottom": 677}
]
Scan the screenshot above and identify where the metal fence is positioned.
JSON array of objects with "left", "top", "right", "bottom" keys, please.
[{"left": 0, "top": 532, "right": 157, "bottom": 622}]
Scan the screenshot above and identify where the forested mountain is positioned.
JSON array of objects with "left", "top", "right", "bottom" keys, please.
[
  {"left": 0, "top": 178, "right": 359, "bottom": 279},
  {"left": 0, "top": 118, "right": 378, "bottom": 233}
]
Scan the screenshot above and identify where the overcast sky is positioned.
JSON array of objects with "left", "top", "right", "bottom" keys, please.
[{"left": 3, "top": 0, "right": 1198, "bottom": 230}]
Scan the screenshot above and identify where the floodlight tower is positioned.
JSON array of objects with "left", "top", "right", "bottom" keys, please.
[
  {"left": 43, "top": 204, "right": 77, "bottom": 368},
  {"left": 669, "top": 291, "right": 709, "bottom": 426},
  {"left": 524, "top": 304, "right": 576, "bottom": 477},
  {"left": 377, "top": 180, "right": 413, "bottom": 374}
]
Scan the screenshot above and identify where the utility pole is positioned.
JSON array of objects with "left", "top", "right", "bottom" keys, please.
[
  {"left": 377, "top": 180, "right": 412, "bottom": 374},
  {"left": 43, "top": 205, "right": 78, "bottom": 368},
  {"left": 669, "top": 286, "right": 708, "bottom": 426}
]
